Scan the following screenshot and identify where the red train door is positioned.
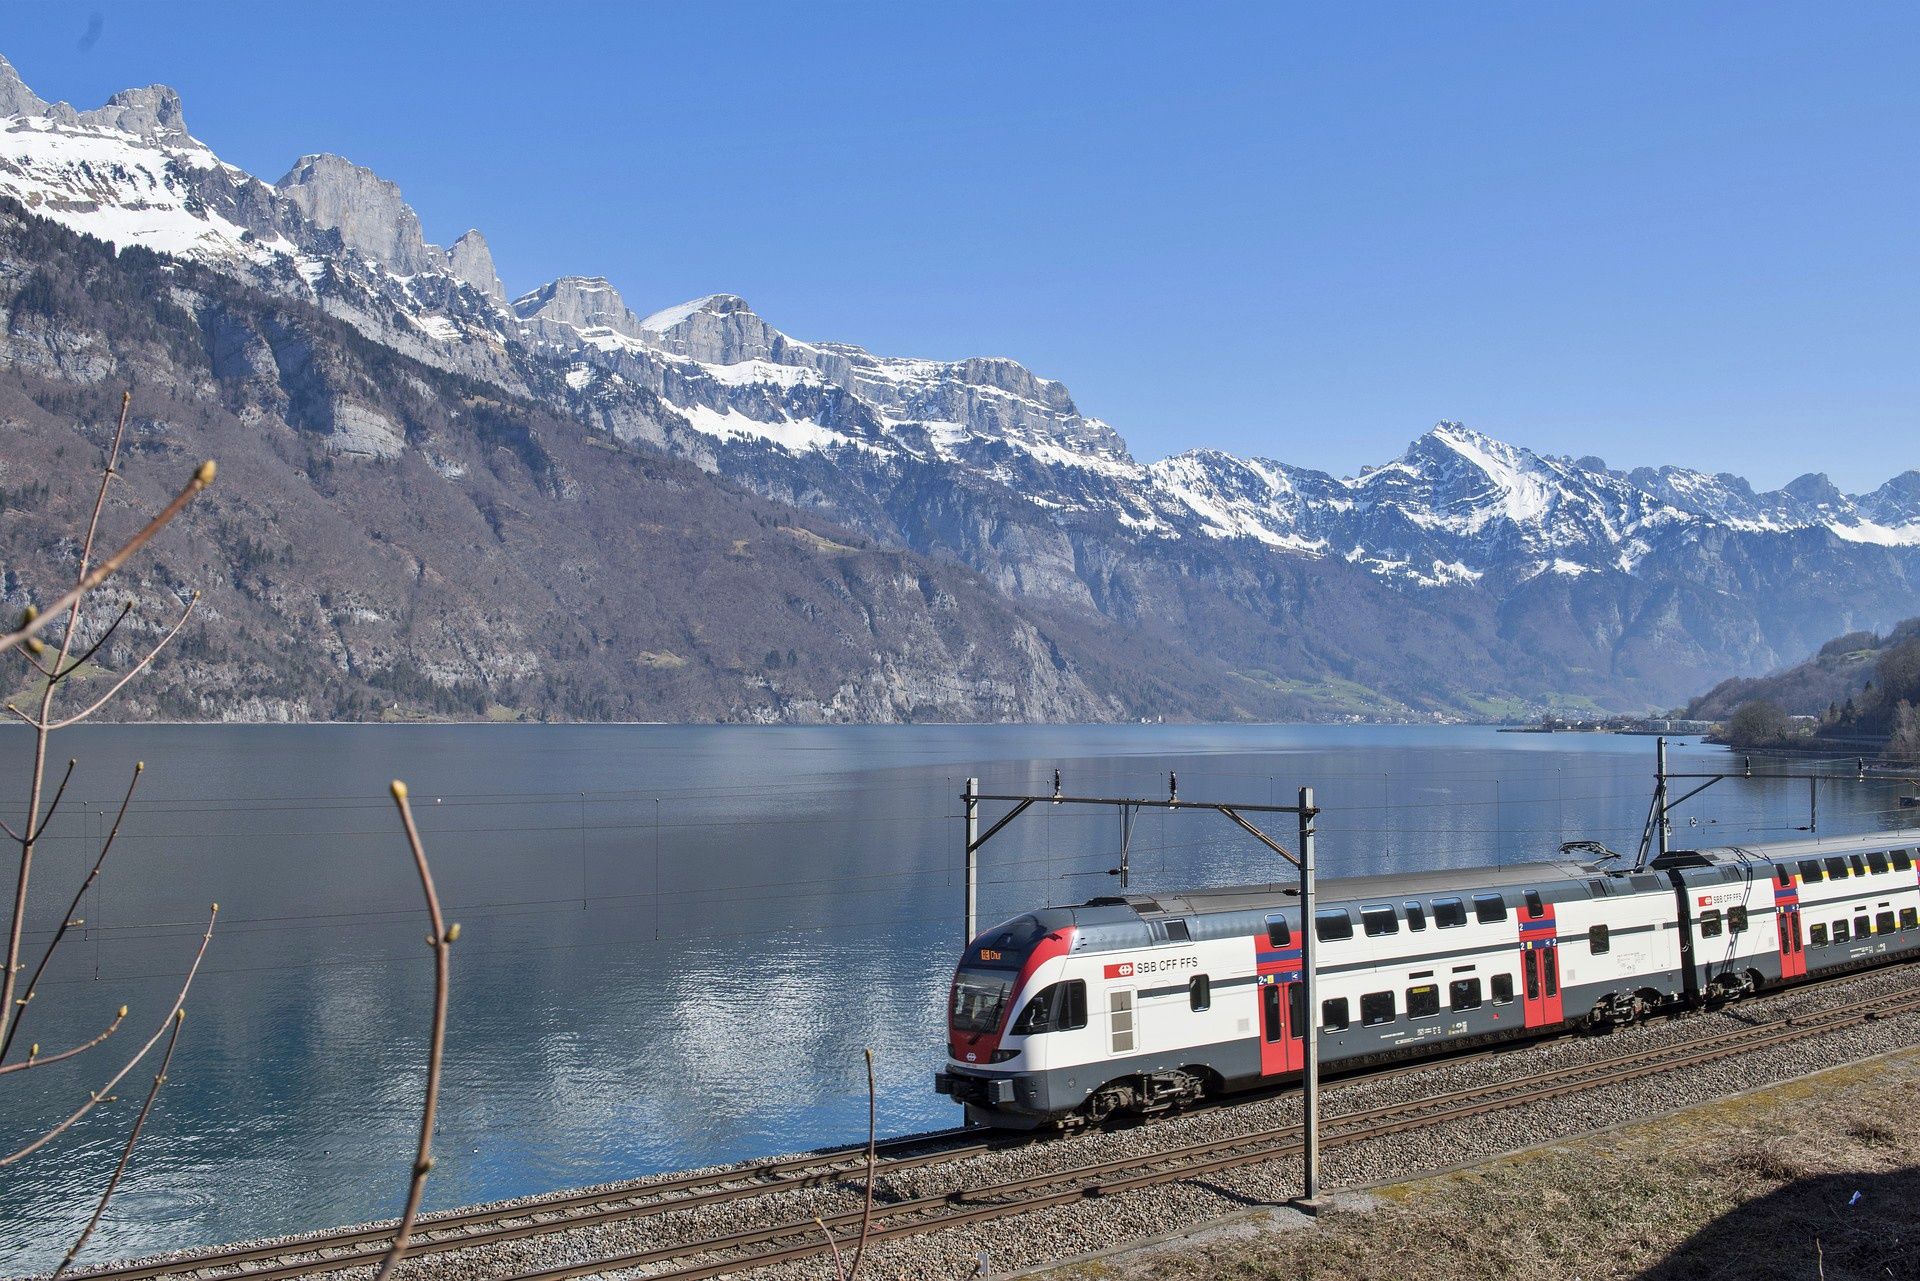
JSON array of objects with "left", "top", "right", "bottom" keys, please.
[
  {"left": 1256, "top": 921, "right": 1305, "bottom": 1077},
  {"left": 1774, "top": 868, "right": 1806, "bottom": 979},
  {"left": 1519, "top": 897, "right": 1564, "bottom": 1028}
]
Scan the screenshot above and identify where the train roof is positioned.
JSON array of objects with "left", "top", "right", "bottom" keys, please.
[{"left": 1665, "top": 830, "right": 1917, "bottom": 864}]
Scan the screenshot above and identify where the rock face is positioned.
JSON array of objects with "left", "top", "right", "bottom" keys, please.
[
  {"left": 448, "top": 229, "right": 505, "bottom": 301},
  {"left": 276, "top": 153, "right": 442, "bottom": 276},
  {"left": 5, "top": 51, "right": 1920, "bottom": 718}
]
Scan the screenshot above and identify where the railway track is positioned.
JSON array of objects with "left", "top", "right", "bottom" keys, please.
[{"left": 75, "top": 971, "right": 1920, "bottom": 1281}]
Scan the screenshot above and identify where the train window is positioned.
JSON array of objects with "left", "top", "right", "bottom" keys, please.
[
  {"left": 1524, "top": 890, "right": 1545, "bottom": 919},
  {"left": 1851, "top": 856, "right": 1868, "bottom": 876},
  {"left": 1407, "top": 984, "right": 1440, "bottom": 1017},
  {"left": 1544, "top": 954, "right": 1558, "bottom": 997},
  {"left": 1776, "top": 866, "right": 1792, "bottom": 888},
  {"left": 1265, "top": 914, "right": 1291, "bottom": 949},
  {"left": 1262, "top": 984, "right": 1284, "bottom": 1043},
  {"left": 1523, "top": 950, "right": 1540, "bottom": 999},
  {"left": 1728, "top": 907, "right": 1748, "bottom": 934},
  {"left": 1868, "top": 852, "right": 1890, "bottom": 876},
  {"left": 1826, "top": 857, "right": 1850, "bottom": 879},
  {"left": 1321, "top": 997, "right": 1350, "bottom": 1031},
  {"left": 1473, "top": 894, "right": 1509, "bottom": 924},
  {"left": 1012, "top": 980, "right": 1088, "bottom": 1034},
  {"left": 951, "top": 970, "right": 1016, "bottom": 1034},
  {"left": 1491, "top": 973, "right": 1515, "bottom": 1004},
  {"left": 1799, "top": 860, "right": 1824, "bottom": 884},
  {"left": 1450, "top": 978, "right": 1483, "bottom": 1010},
  {"left": 1289, "top": 983, "right": 1306, "bottom": 1040},
  {"left": 1699, "top": 909, "right": 1723, "bottom": 938},
  {"left": 1361, "top": 905, "right": 1399, "bottom": 937},
  {"left": 1315, "top": 909, "right": 1355, "bottom": 941},
  {"left": 1189, "top": 975, "right": 1210, "bottom": 1012},
  {"left": 1810, "top": 923, "right": 1829, "bottom": 946},
  {"left": 1856, "top": 914, "right": 1873, "bottom": 938},
  {"left": 1360, "top": 991, "right": 1396, "bottom": 1026},
  {"left": 1894, "top": 850, "right": 1913, "bottom": 872},
  {"left": 1405, "top": 902, "right": 1427, "bottom": 931},
  {"left": 1433, "top": 898, "right": 1468, "bottom": 928},
  {"left": 1164, "top": 919, "right": 1191, "bottom": 942},
  {"left": 1833, "top": 920, "right": 1851, "bottom": 944},
  {"left": 1589, "top": 924, "right": 1611, "bottom": 954},
  {"left": 1877, "top": 911, "right": 1897, "bottom": 935},
  {"left": 1901, "top": 908, "right": 1919, "bottom": 930}
]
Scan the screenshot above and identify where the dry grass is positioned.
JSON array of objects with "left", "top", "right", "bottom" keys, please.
[{"left": 1030, "top": 1050, "right": 1920, "bottom": 1281}]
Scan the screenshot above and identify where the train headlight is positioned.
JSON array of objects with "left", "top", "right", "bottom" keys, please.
[{"left": 990, "top": 1048, "right": 1020, "bottom": 1063}]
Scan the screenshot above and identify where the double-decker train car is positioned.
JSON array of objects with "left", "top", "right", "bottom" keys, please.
[{"left": 934, "top": 831, "right": 1920, "bottom": 1128}]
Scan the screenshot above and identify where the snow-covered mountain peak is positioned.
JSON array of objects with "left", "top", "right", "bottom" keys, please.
[
  {"left": 514, "top": 276, "right": 648, "bottom": 342},
  {"left": 80, "top": 84, "right": 192, "bottom": 145},
  {"left": 639, "top": 293, "right": 750, "bottom": 333},
  {"left": 0, "top": 55, "right": 49, "bottom": 118}
]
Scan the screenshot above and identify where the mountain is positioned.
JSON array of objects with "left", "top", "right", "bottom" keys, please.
[{"left": 5, "top": 53, "right": 1920, "bottom": 721}]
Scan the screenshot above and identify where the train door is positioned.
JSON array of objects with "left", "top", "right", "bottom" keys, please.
[
  {"left": 1519, "top": 894, "right": 1564, "bottom": 1028},
  {"left": 1258, "top": 976, "right": 1305, "bottom": 1076},
  {"left": 1773, "top": 867, "right": 1805, "bottom": 980}
]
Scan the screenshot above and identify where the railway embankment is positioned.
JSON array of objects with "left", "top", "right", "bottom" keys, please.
[{"left": 1022, "top": 1040, "right": 1920, "bottom": 1280}]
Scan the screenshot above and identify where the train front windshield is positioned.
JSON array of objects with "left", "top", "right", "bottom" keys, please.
[{"left": 950, "top": 968, "right": 1015, "bottom": 1034}]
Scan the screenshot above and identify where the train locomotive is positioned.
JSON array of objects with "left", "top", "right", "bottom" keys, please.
[{"left": 934, "top": 832, "right": 1920, "bottom": 1128}]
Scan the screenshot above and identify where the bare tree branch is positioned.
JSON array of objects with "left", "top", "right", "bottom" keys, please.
[
  {"left": 0, "top": 1007, "right": 126, "bottom": 1077},
  {"left": 846, "top": 1047, "right": 878, "bottom": 1281},
  {"left": 24, "top": 758, "right": 78, "bottom": 847},
  {"left": 46, "top": 594, "right": 201, "bottom": 731},
  {"left": 0, "top": 458, "right": 215, "bottom": 660},
  {"left": 0, "top": 762, "right": 145, "bottom": 1065},
  {"left": 371, "top": 780, "right": 455, "bottom": 1281},
  {"left": 50, "top": 1007, "right": 185, "bottom": 1280},
  {"left": 1, "top": 904, "right": 216, "bottom": 1167},
  {"left": 54, "top": 601, "right": 136, "bottom": 682}
]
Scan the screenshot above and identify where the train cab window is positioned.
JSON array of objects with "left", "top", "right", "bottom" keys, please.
[
  {"left": 1011, "top": 980, "right": 1087, "bottom": 1035},
  {"left": 1360, "top": 991, "right": 1396, "bottom": 1026},
  {"left": 1589, "top": 924, "right": 1611, "bottom": 954},
  {"left": 1699, "top": 909, "right": 1723, "bottom": 938},
  {"left": 1321, "top": 997, "right": 1350, "bottom": 1032},
  {"left": 1315, "top": 909, "right": 1355, "bottom": 941},
  {"left": 1810, "top": 923, "right": 1829, "bottom": 946},
  {"left": 1833, "top": 920, "right": 1851, "bottom": 944},
  {"left": 1901, "top": 908, "right": 1919, "bottom": 930},
  {"left": 1728, "top": 907, "right": 1748, "bottom": 934},
  {"left": 1524, "top": 890, "right": 1545, "bottom": 919},
  {"left": 1404, "top": 902, "right": 1427, "bottom": 931},
  {"left": 1164, "top": 919, "right": 1191, "bottom": 942},
  {"left": 1361, "top": 905, "right": 1399, "bottom": 937},
  {"left": 1894, "top": 850, "right": 1913, "bottom": 872},
  {"left": 1826, "top": 857, "right": 1850, "bottom": 879},
  {"left": 1868, "top": 852, "right": 1890, "bottom": 876},
  {"left": 1450, "top": 977, "right": 1483, "bottom": 1010},
  {"left": 1491, "top": 973, "right": 1515, "bottom": 1004},
  {"left": 1189, "top": 974, "right": 1210, "bottom": 1012},
  {"left": 1851, "top": 856, "right": 1868, "bottom": 877},
  {"left": 1876, "top": 911, "right": 1897, "bottom": 935},
  {"left": 1799, "top": 860, "right": 1824, "bottom": 884},
  {"left": 1433, "top": 898, "right": 1468, "bottom": 928},
  {"left": 1473, "top": 894, "right": 1509, "bottom": 924},
  {"left": 1407, "top": 984, "right": 1440, "bottom": 1018},
  {"left": 1856, "top": 913, "right": 1873, "bottom": 938},
  {"left": 1265, "top": 914, "right": 1291, "bottom": 949}
]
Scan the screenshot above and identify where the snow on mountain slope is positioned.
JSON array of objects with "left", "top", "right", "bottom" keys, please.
[{"left": 5, "top": 51, "right": 1918, "bottom": 594}]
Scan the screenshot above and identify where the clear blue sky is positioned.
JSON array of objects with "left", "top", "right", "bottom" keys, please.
[{"left": 5, "top": 4, "right": 1914, "bottom": 489}]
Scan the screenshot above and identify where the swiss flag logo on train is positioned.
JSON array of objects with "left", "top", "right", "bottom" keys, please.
[
  {"left": 1698, "top": 895, "right": 1713, "bottom": 906},
  {"left": 1105, "top": 962, "right": 1135, "bottom": 979}
]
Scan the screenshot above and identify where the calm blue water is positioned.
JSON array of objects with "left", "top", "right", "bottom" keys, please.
[{"left": 1, "top": 723, "right": 1912, "bottom": 1269}]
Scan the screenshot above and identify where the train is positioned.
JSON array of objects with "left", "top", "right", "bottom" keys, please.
[{"left": 933, "top": 831, "right": 1920, "bottom": 1128}]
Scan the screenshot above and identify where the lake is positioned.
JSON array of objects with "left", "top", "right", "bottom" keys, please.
[{"left": 2, "top": 723, "right": 1912, "bottom": 1269}]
